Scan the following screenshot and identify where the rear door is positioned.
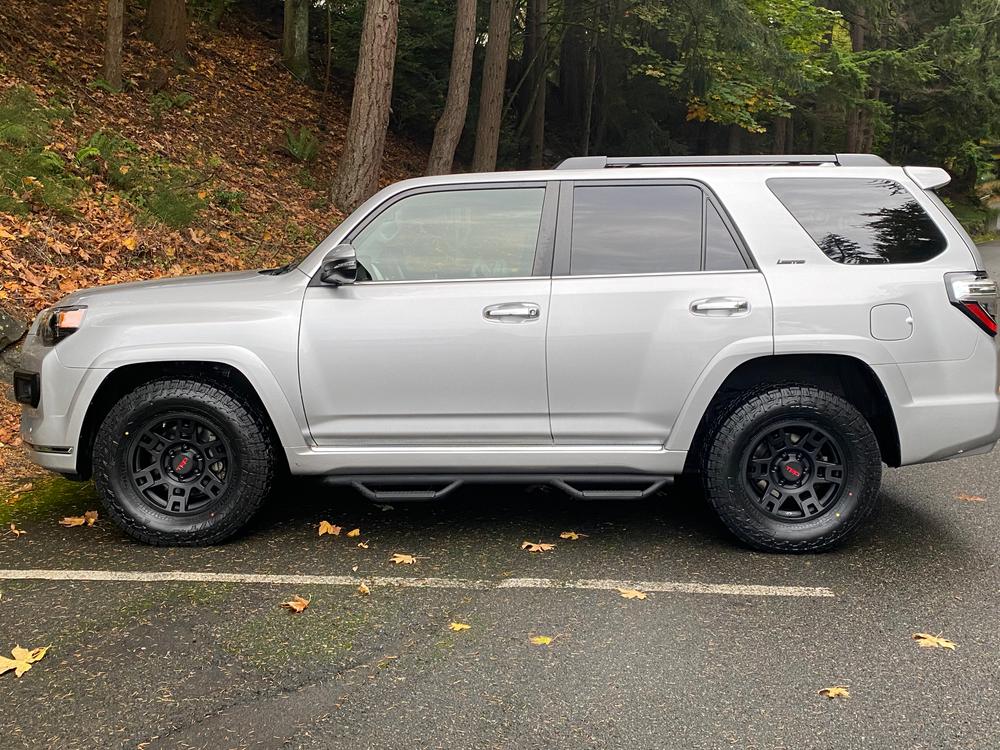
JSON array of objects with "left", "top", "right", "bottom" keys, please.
[{"left": 545, "top": 179, "right": 772, "bottom": 444}]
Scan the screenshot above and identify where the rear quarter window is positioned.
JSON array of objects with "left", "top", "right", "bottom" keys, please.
[{"left": 767, "top": 177, "right": 947, "bottom": 264}]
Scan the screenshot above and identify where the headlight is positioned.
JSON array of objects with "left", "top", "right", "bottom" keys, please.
[{"left": 38, "top": 305, "right": 87, "bottom": 346}]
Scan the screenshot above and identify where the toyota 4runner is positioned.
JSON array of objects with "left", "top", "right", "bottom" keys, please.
[{"left": 13, "top": 153, "right": 1000, "bottom": 551}]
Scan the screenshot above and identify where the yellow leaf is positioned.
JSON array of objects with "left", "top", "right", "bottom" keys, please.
[
  {"left": 955, "top": 493, "right": 985, "bottom": 502},
  {"left": 559, "top": 531, "right": 587, "bottom": 540},
  {"left": 448, "top": 622, "right": 471, "bottom": 632},
  {"left": 521, "top": 541, "right": 555, "bottom": 553},
  {"left": 529, "top": 635, "right": 553, "bottom": 646},
  {"left": 84, "top": 510, "right": 98, "bottom": 527},
  {"left": 0, "top": 644, "right": 48, "bottom": 678},
  {"left": 122, "top": 235, "right": 137, "bottom": 251},
  {"left": 9, "top": 523, "right": 25, "bottom": 537},
  {"left": 281, "top": 595, "right": 310, "bottom": 613},
  {"left": 912, "top": 632, "right": 957, "bottom": 650},
  {"left": 617, "top": 588, "right": 647, "bottom": 600},
  {"left": 59, "top": 516, "right": 85, "bottom": 527},
  {"left": 318, "top": 520, "right": 341, "bottom": 536},
  {"left": 197, "top": 190, "right": 208, "bottom": 200},
  {"left": 390, "top": 553, "right": 416, "bottom": 565},
  {"left": 118, "top": 165, "right": 130, "bottom": 174},
  {"left": 357, "top": 583, "right": 370, "bottom": 596},
  {"left": 818, "top": 686, "right": 850, "bottom": 699},
  {"left": 347, "top": 528, "right": 361, "bottom": 537},
  {"left": 357, "top": 541, "right": 369, "bottom": 549}
]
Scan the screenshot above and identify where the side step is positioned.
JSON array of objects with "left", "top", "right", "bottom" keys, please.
[{"left": 321, "top": 474, "right": 672, "bottom": 502}]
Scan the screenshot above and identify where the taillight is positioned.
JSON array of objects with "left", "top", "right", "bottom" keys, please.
[{"left": 946, "top": 271, "right": 998, "bottom": 336}]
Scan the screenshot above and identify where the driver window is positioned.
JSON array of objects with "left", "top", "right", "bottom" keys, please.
[{"left": 352, "top": 187, "right": 545, "bottom": 281}]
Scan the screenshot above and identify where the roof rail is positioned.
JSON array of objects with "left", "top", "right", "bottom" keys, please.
[{"left": 554, "top": 153, "right": 889, "bottom": 170}]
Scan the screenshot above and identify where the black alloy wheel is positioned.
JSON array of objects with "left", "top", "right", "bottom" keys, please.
[
  {"left": 127, "top": 413, "right": 232, "bottom": 516},
  {"left": 742, "top": 421, "right": 846, "bottom": 522}
]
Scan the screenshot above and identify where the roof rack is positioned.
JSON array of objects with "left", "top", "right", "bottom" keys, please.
[{"left": 553, "top": 153, "right": 889, "bottom": 170}]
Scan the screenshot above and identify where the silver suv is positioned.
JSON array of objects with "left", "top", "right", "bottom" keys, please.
[{"left": 13, "top": 154, "right": 1000, "bottom": 551}]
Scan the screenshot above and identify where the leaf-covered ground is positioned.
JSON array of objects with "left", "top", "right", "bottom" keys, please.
[{"left": 0, "top": 0, "right": 428, "bottom": 481}]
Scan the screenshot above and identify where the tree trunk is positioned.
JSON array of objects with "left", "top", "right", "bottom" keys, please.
[
  {"left": 727, "top": 124, "right": 742, "bottom": 154},
  {"left": 426, "top": 0, "right": 477, "bottom": 175},
  {"left": 104, "top": 0, "right": 124, "bottom": 89},
  {"left": 559, "top": 0, "right": 586, "bottom": 132},
  {"left": 527, "top": 0, "right": 548, "bottom": 168},
  {"left": 330, "top": 0, "right": 399, "bottom": 211},
  {"left": 143, "top": 0, "right": 187, "bottom": 60},
  {"left": 772, "top": 117, "right": 788, "bottom": 154},
  {"left": 579, "top": 35, "right": 597, "bottom": 156},
  {"left": 472, "top": 0, "right": 515, "bottom": 172},
  {"left": 845, "top": 7, "right": 866, "bottom": 152},
  {"left": 282, "top": 0, "right": 312, "bottom": 83}
]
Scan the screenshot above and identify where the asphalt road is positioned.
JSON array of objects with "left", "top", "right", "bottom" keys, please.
[{"left": 2, "top": 246, "right": 999, "bottom": 750}]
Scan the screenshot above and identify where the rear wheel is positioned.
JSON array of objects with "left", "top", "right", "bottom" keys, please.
[
  {"left": 93, "top": 378, "right": 274, "bottom": 546},
  {"left": 702, "top": 385, "right": 881, "bottom": 552}
]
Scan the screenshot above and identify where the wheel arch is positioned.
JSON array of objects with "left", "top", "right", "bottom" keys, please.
[
  {"left": 681, "top": 353, "right": 901, "bottom": 471},
  {"left": 76, "top": 359, "right": 298, "bottom": 479}
]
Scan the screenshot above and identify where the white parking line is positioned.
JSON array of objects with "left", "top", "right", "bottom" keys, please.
[{"left": 0, "top": 569, "right": 834, "bottom": 598}]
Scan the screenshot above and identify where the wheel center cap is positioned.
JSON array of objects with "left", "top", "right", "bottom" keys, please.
[
  {"left": 781, "top": 460, "right": 804, "bottom": 481},
  {"left": 172, "top": 450, "right": 196, "bottom": 475}
]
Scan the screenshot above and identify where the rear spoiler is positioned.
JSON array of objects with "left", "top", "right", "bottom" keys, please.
[{"left": 904, "top": 166, "right": 950, "bottom": 190}]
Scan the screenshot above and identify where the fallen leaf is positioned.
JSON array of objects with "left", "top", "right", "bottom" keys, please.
[
  {"left": 912, "top": 632, "right": 957, "bottom": 650},
  {"left": 559, "top": 531, "right": 587, "bottom": 540},
  {"left": 357, "top": 583, "right": 370, "bottom": 596},
  {"left": 121, "top": 235, "right": 137, "bottom": 251},
  {"left": 59, "top": 516, "right": 85, "bottom": 527},
  {"left": 197, "top": 190, "right": 208, "bottom": 200},
  {"left": 357, "top": 541, "right": 369, "bottom": 549},
  {"left": 521, "top": 541, "right": 555, "bottom": 553},
  {"left": 318, "top": 520, "right": 341, "bottom": 536},
  {"left": 390, "top": 553, "right": 416, "bottom": 565},
  {"left": 617, "top": 588, "right": 647, "bottom": 600},
  {"left": 281, "top": 595, "right": 310, "bottom": 613},
  {"left": 347, "top": 528, "right": 361, "bottom": 537},
  {"left": 955, "top": 493, "right": 986, "bottom": 503},
  {"left": 448, "top": 622, "right": 471, "bottom": 632},
  {"left": 529, "top": 635, "right": 553, "bottom": 646},
  {"left": 818, "top": 686, "right": 850, "bottom": 699},
  {"left": 8, "top": 524, "right": 25, "bottom": 538},
  {"left": 0, "top": 644, "right": 49, "bottom": 678},
  {"left": 84, "top": 510, "right": 98, "bottom": 527}
]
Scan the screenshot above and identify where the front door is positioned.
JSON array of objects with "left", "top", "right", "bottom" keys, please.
[
  {"left": 300, "top": 183, "right": 556, "bottom": 445},
  {"left": 546, "top": 180, "right": 773, "bottom": 444}
]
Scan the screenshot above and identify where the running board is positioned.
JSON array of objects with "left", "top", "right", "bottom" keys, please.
[{"left": 321, "top": 474, "right": 673, "bottom": 502}]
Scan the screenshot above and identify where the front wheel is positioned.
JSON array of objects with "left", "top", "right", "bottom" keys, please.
[
  {"left": 702, "top": 385, "right": 882, "bottom": 552},
  {"left": 93, "top": 378, "right": 275, "bottom": 546}
]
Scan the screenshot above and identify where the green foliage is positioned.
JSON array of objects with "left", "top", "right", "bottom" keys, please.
[
  {"left": 0, "top": 87, "right": 79, "bottom": 214},
  {"left": 212, "top": 187, "right": 245, "bottom": 211},
  {"left": 146, "top": 184, "right": 202, "bottom": 228},
  {"left": 88, "top": 78, "right": 118, "bottom": 94},
  {"left": 0, "top": 86, "right": 55, "bottom": 146},
  {"left": 150, "top": 91, "right": 194, "bottom": 123},
  {"left": 283, "top": 126, "right": 320, "bottom": 162}
]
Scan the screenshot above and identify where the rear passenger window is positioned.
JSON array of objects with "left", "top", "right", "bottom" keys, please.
[
  {"left": 705, "top": 201, "right": 748, "bottom": 271},
  {"left": 768, "top": 177, "right": 946, "bottom": 264},
  {"left": 570, "top": 185, "right": 703, "bottom": 275}
]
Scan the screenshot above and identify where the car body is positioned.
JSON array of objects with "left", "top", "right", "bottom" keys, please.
[{"left": 14, "top": 153, "right": 1000, "bottom": 550}]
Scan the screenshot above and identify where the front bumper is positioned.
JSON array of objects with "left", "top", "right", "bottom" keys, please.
[{"left": 16, "top": 334, "right": 110, "bottom": 475}]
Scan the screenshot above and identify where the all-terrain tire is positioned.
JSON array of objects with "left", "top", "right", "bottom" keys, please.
[
  {"left": 702, "top": 384, "right": 881, "bottom": 552},
  {"left": 93, "top": 378, "right": 274, "bottom": 546}
]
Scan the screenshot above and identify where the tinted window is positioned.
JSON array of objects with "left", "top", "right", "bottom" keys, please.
[
  {"left": 353, "top": 188, "right": 544, "bottom": 281},
  {"left": 705, "top": 201, "right": 748, "bottom": 271},
  {"left": 570, "top": 185, "right": 702, "bottom": 275},
  {"left": 768, "top": 178, "right": 946, "bottom": 264}
]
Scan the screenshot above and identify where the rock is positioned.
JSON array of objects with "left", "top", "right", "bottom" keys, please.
[{"left": 0, "top": 309, "right": 27, "bottom": 350}]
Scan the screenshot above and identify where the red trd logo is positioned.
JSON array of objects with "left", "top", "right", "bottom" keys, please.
[
  {"left": 177, "top": 457, "right": 189, "bottom": 470},
  {"left": 785, "top": 465, "right": 801, "bottom": 478}
]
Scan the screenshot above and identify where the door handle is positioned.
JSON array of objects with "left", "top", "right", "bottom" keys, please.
[
  {"left": 483, "top": 302, "right": 541, "bottom": 322},
  {"left": 689, "top": 297, "right": 750, "bottom": 316}
]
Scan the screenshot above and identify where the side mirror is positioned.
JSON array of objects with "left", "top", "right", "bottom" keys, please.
[{"left": 319, "top": 244, "right": 358, "bottom": 286}]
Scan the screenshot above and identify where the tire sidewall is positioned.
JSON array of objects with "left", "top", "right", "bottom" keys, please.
[
  {"left": 706, "top": 388, "right": 881, "bottom": 551},
  {"left": 94, "top": 382, "right": 271, "bottom": 544}
]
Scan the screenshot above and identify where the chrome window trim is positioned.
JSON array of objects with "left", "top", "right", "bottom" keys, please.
[{"left": 551, "top": 269, "right": 761, "bottom": 281}]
